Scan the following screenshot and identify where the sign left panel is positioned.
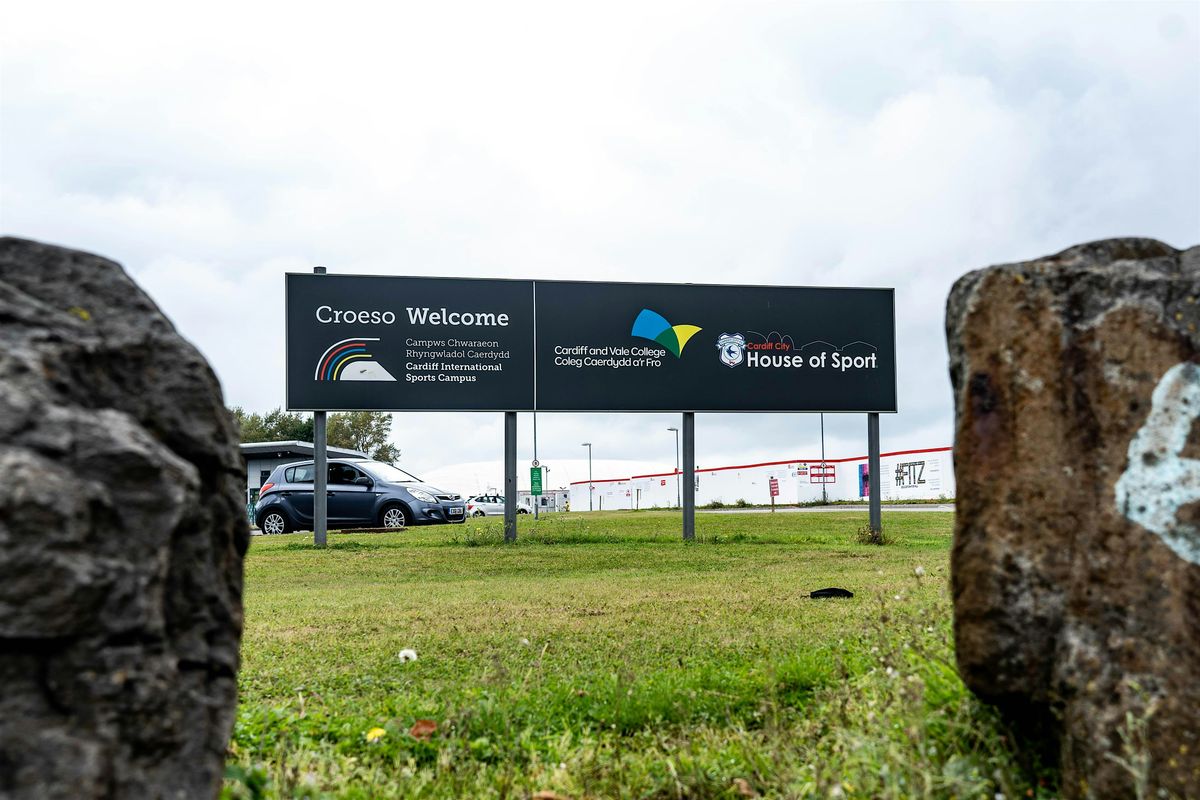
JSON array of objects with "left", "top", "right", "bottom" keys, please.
[{"left": 287, "top": 274, "right": 535, "bottom": 411}]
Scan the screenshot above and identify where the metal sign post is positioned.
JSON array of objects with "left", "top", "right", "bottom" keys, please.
[
  {"left": 504, "top": 412, "right": 517, "bottom": 542},
  {"left": 868, "top": 413, "right": 882, "bottom": 533},
  {"left": 312, "top": 266, "right": 328, "bottom": 548},
  {"left": 314, "top": 409, "right": 327, "bottom": 547},
  {"left": 682, "top": 412, "right": 695, "bottom": 541}
]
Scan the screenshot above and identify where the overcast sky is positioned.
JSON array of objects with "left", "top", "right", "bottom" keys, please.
[{"left": 2, "top": 1, "right": 1198, "bottom": 492}]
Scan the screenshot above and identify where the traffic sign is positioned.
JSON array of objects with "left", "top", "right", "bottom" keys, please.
[{"left": 530, "top": 466, "right": 543, "bottom": 496}]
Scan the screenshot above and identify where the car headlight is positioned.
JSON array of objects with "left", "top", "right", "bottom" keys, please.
[{"left": 408, "top": 488, "right": 437, "bottom": 503}]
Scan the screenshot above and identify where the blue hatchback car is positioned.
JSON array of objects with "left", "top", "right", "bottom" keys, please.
[{"left": 254, "top": 458, "right": 466, "bottom": 533}]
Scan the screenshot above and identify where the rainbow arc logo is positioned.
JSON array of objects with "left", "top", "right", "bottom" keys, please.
[
  {"left": 631, "top": 309, "right": 702, "bottom": 357},
  {"left": 315, "top": 338, "right": 397, "bottom": 382}
]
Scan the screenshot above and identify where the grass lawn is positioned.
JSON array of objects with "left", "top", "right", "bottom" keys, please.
[{"left": 225, "top": 510, "right": 1052, "bottom": 799}]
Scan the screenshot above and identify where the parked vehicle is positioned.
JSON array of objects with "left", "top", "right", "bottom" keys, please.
[
  {"left": 254, "top": 458, "right": 466, "bottom": 533},
  {"left": 466, "top": 493, "right": 531, "bottom": 517}
]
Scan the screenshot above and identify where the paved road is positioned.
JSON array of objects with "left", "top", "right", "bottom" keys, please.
[
  {"left": 250, "top": 504, "right": 955, "bottom": 532},
  {"left": 700, "top": 503, "right": 954, "bottom": 514}
]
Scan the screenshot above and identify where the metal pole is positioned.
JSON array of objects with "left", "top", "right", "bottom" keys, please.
[
  {"left": 868, "top": 413, "right": 882, "bottom": 533},
  {"left": 582, "top": 442, "right": 592, "bottom": 511},
  {"left": 313, "top": 265, "right": 328, "bottom": 548},
  {"left": 532, "top": 410, "right": 537, "bottom": 522},
  {"left": 505, "top": 411, "right": 517, "bottom": 542},
  {"left": 674, "top": 426, "right": 680, "bottom": 509},
  {"left": 314, "top": 411, "right": 327, "bottom": 547},
  {"left": 667, "top": 425, "right": 680, "bottom": 509},
  {"left": 533, "top": 410, "right": 539, "bottom": 521},
  {"left": 820, "top": 412, "right": 827, "bottom": 505},
  {"left": 683, "top": 412, "right": 695, "bottom": 541},
  {"left": 532, "top": 281, "right": 539, "bottom": 521}
]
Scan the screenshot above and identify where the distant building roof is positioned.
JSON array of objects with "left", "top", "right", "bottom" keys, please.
[{"left": 239, "top": 441, "right": 367, "bottom": 460}]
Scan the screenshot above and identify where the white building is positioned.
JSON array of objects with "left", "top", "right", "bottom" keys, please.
[
  {"left": 518, "top": 487, "right": 570, "bottom": 512},
  {"left": 569, "top": 447, "right": 954, "bottom": 510}
]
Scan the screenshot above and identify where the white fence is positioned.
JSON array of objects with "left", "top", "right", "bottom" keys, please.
[{"left": 569, "top": 447, "right": 954, "bottom": 510}]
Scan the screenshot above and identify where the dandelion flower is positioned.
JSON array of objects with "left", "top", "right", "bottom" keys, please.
[
  {"left": 366, "top": 727, "right": 387, "bottom": 742},
  {"left": 398, "top": 648, "right": 418, "bottom": 663},
  {"left": 913, "top": 565, "right": 926, "bottom": 578},
  {"left": 520, "top": 638, "right": 531, "bottom": 647}
]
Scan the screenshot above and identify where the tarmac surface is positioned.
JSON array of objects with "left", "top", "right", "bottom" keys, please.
[{"left": 250, "top": 503, "right": 956, "bottom": 532}]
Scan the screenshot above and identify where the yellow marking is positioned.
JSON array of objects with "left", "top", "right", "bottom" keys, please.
[
  {"left": 672, "top": 325, "right": 703, "bottom": 353},
  {"left": 333, "top": 353, "right": 372, "bottom": 379}
]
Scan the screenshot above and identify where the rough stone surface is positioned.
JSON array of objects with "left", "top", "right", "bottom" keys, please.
[
  {"left": 0, "top": 238, "right": 248, "bottom": 799},
  {"left": 947, "top": 238, "right": 1200, "bottom": 798}
]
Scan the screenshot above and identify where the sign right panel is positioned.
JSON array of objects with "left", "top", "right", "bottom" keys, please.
[{"left": 535, "top": 281, "right": 896, "bottom": 412}]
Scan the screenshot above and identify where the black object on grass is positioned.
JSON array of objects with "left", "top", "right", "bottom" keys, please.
[{"left": 807, "top": 587, "right": 854, "bottom": 599}]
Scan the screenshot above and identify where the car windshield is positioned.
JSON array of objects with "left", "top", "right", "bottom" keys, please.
[{"left": 360, "top": 461, "right": 422, "bottom": 483}]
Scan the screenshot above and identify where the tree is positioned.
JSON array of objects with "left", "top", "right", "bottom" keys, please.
[
  {"left": 230, "top": 406, "right": 314, "bottom": 443},
  {"left": 327, "top": 411, "right": 401, "bottom": 464},
  {"left": 230, "top": 407, "right": 398, "bottom": 463}
]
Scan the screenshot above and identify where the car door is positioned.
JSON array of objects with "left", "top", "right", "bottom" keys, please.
[
  {"left": 280, "top": 464, "right": 315, "bottom": 525},
  {"left": 326, "top": 463, "right": 376, "bottom": 525},
  {"left": 487, "top": 495, "right": 503, "bottom": 515}
]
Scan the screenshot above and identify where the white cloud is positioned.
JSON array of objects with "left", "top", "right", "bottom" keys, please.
[{"left": 2, "top": 1, "right": 1197, "bottom": 487}]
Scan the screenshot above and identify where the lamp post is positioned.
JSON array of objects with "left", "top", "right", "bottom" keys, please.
[
  {"left": 820, "top": 412, "right": 827, "bottom": 505},
  {"left": 581, "top": 442, "right": 593, "bottom": 511},
  {"left": 667, "top": 426, "right": 680, "bottom": 509}
]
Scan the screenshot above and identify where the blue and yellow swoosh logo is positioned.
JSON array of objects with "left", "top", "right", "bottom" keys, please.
[{"left": 631, "top": 309, "right": 702, "bottom": 357}]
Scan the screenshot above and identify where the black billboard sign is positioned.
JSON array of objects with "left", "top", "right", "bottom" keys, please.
[
  {"left": 534, "top": 280, "right": 895, "bottom": 412},
  {"left": 286, "top": 274, "right": 895, "bottom": 413},
  {"left": 287, "top": 274, "right": 534, "bottom": 411}
]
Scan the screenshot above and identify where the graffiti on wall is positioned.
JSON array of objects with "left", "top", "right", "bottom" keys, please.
[{"left": 1115, "top": 361, "right": 1200, "bottom": 565}]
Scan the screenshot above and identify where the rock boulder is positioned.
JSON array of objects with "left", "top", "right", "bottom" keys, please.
[
  {"left": 0, "top": 238, "right": 248, "bottom": 798},
  {"left": 947, "top": 238, "right": 1199, "bottom": 798}
]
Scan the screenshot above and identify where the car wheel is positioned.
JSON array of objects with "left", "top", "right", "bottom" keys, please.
[
  {"left": 260, "top": 511, "right": 289, "bottom": 535},
  {"left": 473, "top": 510, "right": 485, "bottom": 517},
  {"left": 381, "top": 504, "right": 407, "bottom": 529},
  {"left": 517, "top": 508, "right": 529, "bottom": 514}
]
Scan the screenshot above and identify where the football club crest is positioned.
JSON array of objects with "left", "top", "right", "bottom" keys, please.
[{"left": 717, "top": 332, "right": 746, "bottom": 368}]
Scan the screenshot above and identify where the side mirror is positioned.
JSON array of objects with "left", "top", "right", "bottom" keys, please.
[{"left": 354, "top": 476, "right": 373, "bottom": 487}]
